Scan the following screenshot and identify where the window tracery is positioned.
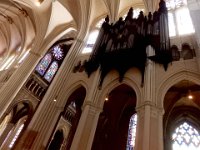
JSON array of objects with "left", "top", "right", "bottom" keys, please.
[
  {"left": 36, "top": 53, "right": 52, "bottom": 76},
  {"left": 35, "top": 44, "right": 65, "bottom": 83},
  {"left": 172, "top": 122, "right": 200, "bottom": 150},
  {"left": 44, "top": 61, "right": 58, "bottom": 82}
]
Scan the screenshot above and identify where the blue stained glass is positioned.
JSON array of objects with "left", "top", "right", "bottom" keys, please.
[
  {"left": 36, "top": 54, "right": 52, "bottom": 75},
  {"left": 52, "top": 45, "right": 64, "bottom": 60},
  {"left": 126, "top": 114, "right": 137, "bottom": 150},
  {"left": 172, "top": 122, "right": 200, "bottom": 150},
  {"left": 44, "top": 61, "right": 58, "bottom": 82}
]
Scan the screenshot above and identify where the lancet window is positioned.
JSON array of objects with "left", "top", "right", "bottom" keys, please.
[
  {"left": 35, "top": 45, "right": 65, "bottom": 83},
  {"left": 126, "top": 114, "right": 137, "bottom": 150}
]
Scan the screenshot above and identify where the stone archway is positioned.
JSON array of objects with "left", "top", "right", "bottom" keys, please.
[{"left": 92, "top": 84, "right": 137, "bottom": 150}]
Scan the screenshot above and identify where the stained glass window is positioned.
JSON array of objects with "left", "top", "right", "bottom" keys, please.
[
  {"left": 52, "top": 45, "right": 64, "bottom": 60},
  {"left": 172, "top": 122, "right": 200, "bottom": 150},
  {"left": 126, "top": 114, "right": 137, "bottom": 150},
  {"left": 175, "top": 8, "right": 195, "bottom": 35},
  {"left": 44, "top": 61, "right": 58, "bottom": 82},
  {"left": 36, "top": 54, "right": 52, "bottom": 75}
]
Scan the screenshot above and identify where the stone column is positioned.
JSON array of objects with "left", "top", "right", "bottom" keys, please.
[
  {"left": 135, "top": 103, "right": 164, "bottom": 150},
  {"left": 70, "top": 102, "right": 102, "bottom": 150},
  {"left": 187, "top": 0, "right": 200, "bottom": 69},
  {"left": 18, "top": 36, "right": 86, "bottom": 150},
  {"left": 0, "top": 51, "right": 41, "bottom": 119},
  {"left": 134, "top": 45, "right": 163, "bottom": 150}
]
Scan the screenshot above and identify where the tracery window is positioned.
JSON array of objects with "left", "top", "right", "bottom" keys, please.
[
  {"left": 166, "top": 0, "right": 195, "bottom": 36},
  {"left": 35, "top": 45, "right": 65, "bottom": 83},
  {"left": 36, "top": 53, "right": 52, "bottom": 75},
  {"left": 172, "top": 122, "right": 200, "bottom": 150},
  {"left": 126, "top": 114, "right": 137, "bottom": 150},
  {"left": 44, "top": 61, "right": 58, "bottom": 82}
]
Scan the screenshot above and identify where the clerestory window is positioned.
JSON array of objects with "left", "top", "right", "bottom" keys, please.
[
  {"left": 166, "top": 0, "right": 195, "bottom": 37},
  {"left": 35, "top": 45, "right": 64, "bottom": 83}
]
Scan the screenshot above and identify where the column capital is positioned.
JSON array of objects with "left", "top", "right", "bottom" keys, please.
[
  {"left": 136, "top": 101, "right": 164, "bottom": 115},
  {"left": 82, "top": 101, "right": 103, "bottom": 115}
]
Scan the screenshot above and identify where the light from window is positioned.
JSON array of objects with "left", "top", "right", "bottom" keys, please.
[
  {"left": 9, "top": 124, "right": 24, "bottom": 148},
  {"left": 82, "top": 30, "right": 99, "bottom": 54},
  {"left": 96, "top": 18, "right": 105, "bottom": 28},
  {"left": 176, "top": 7, "right": 195, "bottom": 35},
  {"left": 166, "top": 0, "right": 195, "bottom": 36},
  {"left": 0, "top": 55, "right": 15, "bottom": 71},
  {"left": 172, "top": 122, "right": 200, "bottom": 150},
  {"left": 168, "top": 12, "right": 176, "bottom": 37},
  {"left": 126, "top": 114, "right": 137, "bottom": 150},
  {"left": 166, "top": 0, "right": 187, "bottom": 10}
]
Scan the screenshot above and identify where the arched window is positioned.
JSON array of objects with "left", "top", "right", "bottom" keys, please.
[
  {"left": 166, "top": 0, "right": 195, "bottom": 37},
  {"left": 35, "top": 44, "right": 66, "bottom": 83},
  {"left": 44, "top": 61, "right": 58, "bottom": 82},
  {"left": 126, "top": 114, "right": 137, "bottom": 150},
  {"left": 172, "top": 122, "right": 200, "bottom": 150},
  {"left": 82, "top": 30, "right": 100, "bottom": 54},
  {"left": 36, "top": 53, "right": 52, "bottom": 75}
]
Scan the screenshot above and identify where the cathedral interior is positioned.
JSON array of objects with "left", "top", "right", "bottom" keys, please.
[{"left": 0, "top": 0, "right": 200, "bottom": 150}]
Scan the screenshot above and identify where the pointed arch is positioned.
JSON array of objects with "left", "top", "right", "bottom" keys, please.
[
  {"left": 161, "top": 72, "right": 200, "bottom": 150},
  {"left": 36, "top": 53, "right": 52, "bottom": 76},
  {"left": 157, "top": 70, "right": 200, "bottom": 108},
  {"left": 92, "top": 84, "right": 137, "bottom": 150},
  {"left": 126, "top": 113, "right": 137, "bottom": 150},
  {"left": 97, "top": 77, "right": 142, "bottom": 108},
  {"left": 44, "top": 61, "right": 59, "bottom": 82}
]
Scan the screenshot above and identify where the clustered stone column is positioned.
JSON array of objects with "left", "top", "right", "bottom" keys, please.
[
  {"left": 70, "top": 102, "right": 102, "bottom": 150},
  {"left": 15, "top": 35, "right": 86, "bottom": 150},
  {"left": 135, "top": 102, "right": 164, "bottom": 150}
]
